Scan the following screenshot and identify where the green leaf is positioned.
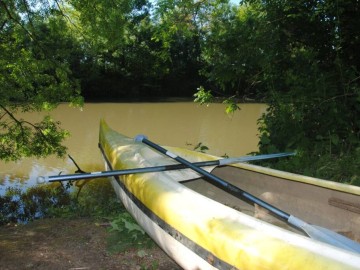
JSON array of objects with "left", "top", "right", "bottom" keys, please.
[
  {"left": 137, "top": 249, "right": 148, "bottom": 258},
  {"left": 124, "top": 219, "right": 145, "bottom": 234},
  {"left": 224, "top": 102, "right": 240, "bottom": 114},
  {"left": 330, "top": 134, "right": 340, "bottom": 146},
  {"left": 260, "top": 136, "right": 270, "bottom": 145},
  {"left": 194, "top": 86, "right": 214, "bottom": 105}
]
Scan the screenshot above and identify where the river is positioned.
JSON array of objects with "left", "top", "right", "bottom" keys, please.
[{"left": 0, "top": 102, "right": 267, "bottom": 195}]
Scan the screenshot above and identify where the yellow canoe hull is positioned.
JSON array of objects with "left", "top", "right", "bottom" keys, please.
[{"left": 99, "top": 120, "right": 360, "bottom": 270}]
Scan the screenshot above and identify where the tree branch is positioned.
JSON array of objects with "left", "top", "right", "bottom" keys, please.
[
  {"left": 0, "top": 0, "right": 36, "bottom": 40},
  {"left": 0, "top": 18, "right": 7, "bottom": 30},
  {"left": 0, "top": 104, "right": 48, "bottom": 142}
]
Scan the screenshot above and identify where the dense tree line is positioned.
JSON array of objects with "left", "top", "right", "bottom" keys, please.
[{"left": 0, "top": 0, "right": 359, "bottom": 184}]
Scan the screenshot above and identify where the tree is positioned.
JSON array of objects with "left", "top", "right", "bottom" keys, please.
[
  {"left": 194, "top": 0, "right": 360, "bottom": 182},
  {"left": 242, "top": 0, "right": 359, "bottom": 182},
  {"left": 0, "top": 0, "right": 82, "bottom": 161},
  {"left": 67, "top": 0, "right": 173, "bottom": 99},
  {"left": 252, "top": 2, "right": 360, "bottom": 144},
  {"left": 197, "top": 2, "right": 270, "bottom": 103},
  {"left": 152, "top": 0, "right": 231, "bottom": 96}
]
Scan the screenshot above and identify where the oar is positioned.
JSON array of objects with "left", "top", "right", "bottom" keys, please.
[
  {"left": 135, "top": 135, "right": 360, "bottom": 254},
  {"left": 37, "top": 152, "right": 295, "bottom": 183}
]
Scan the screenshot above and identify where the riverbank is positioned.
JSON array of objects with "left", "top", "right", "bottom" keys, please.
[{"left": 0, "top": 218, "right": 180, "bottom": 270}]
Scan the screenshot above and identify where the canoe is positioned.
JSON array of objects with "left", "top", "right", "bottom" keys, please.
[{"left": 98, "top": 120, "right": 360, "bottom": 270}]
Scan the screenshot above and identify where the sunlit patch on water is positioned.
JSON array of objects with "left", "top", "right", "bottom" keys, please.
[
  {"left": 1, "top": 158, "right": 73, "bottom": 196},
  {"left": 0, "top": 157, "right": 116, "bottom": 225}
]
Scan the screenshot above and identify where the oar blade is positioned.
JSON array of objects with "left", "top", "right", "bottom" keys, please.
[
  {"left": 304, "top": 224, "right": 360, "bottom": 254},
  {"left": 289, "top": 215, "right": 360, "bottom": 253}
]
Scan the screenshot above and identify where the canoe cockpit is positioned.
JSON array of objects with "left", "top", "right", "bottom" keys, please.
[{"left": 180, "top": 165, "right": 360, "bottom": 243}]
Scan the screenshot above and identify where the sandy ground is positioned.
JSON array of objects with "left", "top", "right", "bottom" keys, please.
[{"left": 0, "top": 218, "right": 181, "bottom": 270}]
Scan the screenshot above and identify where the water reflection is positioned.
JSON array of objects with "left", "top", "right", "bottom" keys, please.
[{"left": 0, "top": 102, "right": 267, "bottom": 195}]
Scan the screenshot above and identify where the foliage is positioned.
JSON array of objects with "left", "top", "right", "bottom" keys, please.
[
  {"left": 71, "top": 179, "right": 123, "bottom": 218},
  {"left": 140, "top": 261, "right": 160, "bottom": 270},
  {"left": 47, "top": 178, "right": 123, "bottom": 219},
  {"left": 193, "top": 142, "right": 209, "bottom": 153},
  {"left": 66, "top": 0, "right": 172, "bottom": 99},
  {"left": 198, "top": 2, "right": 269, "bottom": 101},
  {"left": 0, "top": 0, "right": 83, "bottom": 161},
  {"left": 252, "top": 0, "right": 360, "bottom": 182},
  {"left": 193, "top": 86, "right": 214, "bottom": 105},
  {"left": 107, "top": 211, "right": 155, "bottom": 253},
  {"left": 0, "top": 114, "right": 70, "bottom": 161}
]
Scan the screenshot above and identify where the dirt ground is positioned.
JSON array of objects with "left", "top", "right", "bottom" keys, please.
[{"left": 0, "top": 218, "right": 181, "bottom": 270}]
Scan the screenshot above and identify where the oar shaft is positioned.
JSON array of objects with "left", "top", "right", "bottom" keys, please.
[
  {"left": 39, "top": 152, "right": 295, "bottom": 183},
  {"left": 135, "top": 135, "right": 291, "bottom": 221},
  {"left": 40, "top": 160, "right": 221, "bottom": 183}
]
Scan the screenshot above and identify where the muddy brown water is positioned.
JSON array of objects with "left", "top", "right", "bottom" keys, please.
[{"left": 0, "top": 102, "right": 267, "bottom": 194}]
